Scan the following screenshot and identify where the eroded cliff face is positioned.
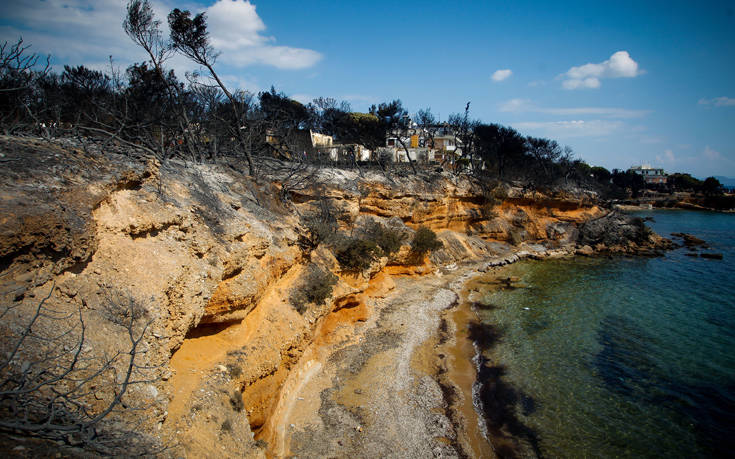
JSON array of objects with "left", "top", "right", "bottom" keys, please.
[{"left": 0, "top": 136, "right": 624, "bottom": 456}]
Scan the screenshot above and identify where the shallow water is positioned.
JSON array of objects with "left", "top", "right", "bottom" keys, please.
[{"left": 475, "top": 210, "right": 735, "bottom": 458}]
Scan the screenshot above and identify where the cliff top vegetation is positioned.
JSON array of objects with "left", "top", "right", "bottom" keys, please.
[{"left": 0, "top": 1, "right": 729, "bottom": 205}]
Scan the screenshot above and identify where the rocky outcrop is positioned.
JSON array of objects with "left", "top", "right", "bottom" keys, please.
[
  {"left": 0, "top": 136, "right": 305, "bottom": 454},
  {"left": 671, "top": 232, "right": 707, "bottom": 247},
  {"left": 291, "top": 174, "right": 602, "bottom": 246},
  {"left": 0, "top": 136, "right": 666, "bottom": 457},
  {"left": 0, "top": 137, "right": 150, "bottom": 300},
  {"left": 577, "top": 211, "right": 674, "bottom": 255}
]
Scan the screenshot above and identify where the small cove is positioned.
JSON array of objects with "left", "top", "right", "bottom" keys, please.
[{"left": 470, "top": 210, "right": 735, "bottom": 457}]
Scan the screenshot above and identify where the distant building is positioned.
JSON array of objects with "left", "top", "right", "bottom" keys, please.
[
  {"left": 385, "top": 123, "right": 462, "bottom": 164},
  {"left": 266, "top": 129, "right": 334, "bottom": 159},
  {"left": 628, "top": 164, "right": 668, "bottom": 185},
  {"left": 316, "top": 143, "right": 372, "bottom": 162},
  {"left": 310, "top": 131, "right": 333, "bottom": 148}
]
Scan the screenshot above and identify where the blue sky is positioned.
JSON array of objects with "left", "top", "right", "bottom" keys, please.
[{"left": 1, "top": 0, "right": 734, "bottom": 177}]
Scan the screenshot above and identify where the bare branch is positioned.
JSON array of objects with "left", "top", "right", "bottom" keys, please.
[{"left": 0, "top": 288, "right": 159, "bottom": 454}]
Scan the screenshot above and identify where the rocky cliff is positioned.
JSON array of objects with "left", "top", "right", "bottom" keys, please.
[{"left": 0, "top": 136, "right": 668, "bottom": 457}]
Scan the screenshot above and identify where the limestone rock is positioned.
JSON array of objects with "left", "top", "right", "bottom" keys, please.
[{"left": 576, "top": 245, "right": 595, "bottom": 256}]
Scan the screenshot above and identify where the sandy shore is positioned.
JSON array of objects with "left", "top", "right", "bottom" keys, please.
[
  {"left": 258, "top": 243, "right": 576, "bottom": 458},
  {"left": 260, "top": 267, "right": 475, "bottom": 458},
  {"left": 158, "top": 238, "right": 579, "bottom": 458}
]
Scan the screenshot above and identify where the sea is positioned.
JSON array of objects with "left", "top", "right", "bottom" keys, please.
[{"left": 473, "top": 209, "right": 735, "bottom": 458}]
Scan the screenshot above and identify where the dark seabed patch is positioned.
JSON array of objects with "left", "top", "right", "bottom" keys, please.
[
  {"left": 594, "top": 313, "right": 735, "bottom": 457},
  {"left": 467, "top": 321, "right": 542, "bottom": 458},
  {"left": 593, "top": 314, "right": 662, "bottom": 397}
]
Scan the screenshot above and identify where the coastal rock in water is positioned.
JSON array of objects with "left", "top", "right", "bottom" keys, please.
[
  {"left": 700, "top": 253, "right": 723, "bottom": 260},
  {"left": 576, "top": 245, "right": 595, "bottom": 256},
  {"left": 577, "top": 211, "right": 672, "bottom": 255},
  {"left": 672, "top": 232, "right": 707, "bottom": 247}
]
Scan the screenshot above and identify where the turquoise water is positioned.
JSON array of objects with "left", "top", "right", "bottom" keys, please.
[{"left": 475, "top": 210, "right": 735, "bottom": 458}]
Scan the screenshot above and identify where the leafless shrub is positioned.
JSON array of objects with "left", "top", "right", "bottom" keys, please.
[
  {"left": 258, "top": 156, "right": 318, "bottom": 203},
  {"left": 300, "top": 194, "right": 345, "bottom": 249},
  {"left": 0, "top": 285, "right": 160, "bottom": 454},
  {"left": 0, "top": 38, "right": 50, "bottom": 135}
]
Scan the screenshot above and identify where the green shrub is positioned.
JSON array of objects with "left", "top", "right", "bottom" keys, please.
[
  {"left": 291, "top": 264, "right": 338, "bottom": 313},
  {"left": 361, "top": 220, "right": 406, "bottom": 256},
  {"left": 410, "top": 226, "right": 443, "bottom": 257},
  {"left": 336, "top": 238, "right": 380, "bottom": 272}
]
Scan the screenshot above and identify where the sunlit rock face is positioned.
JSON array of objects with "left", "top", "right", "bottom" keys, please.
[{"left": 2, "top": 136, "right": 666, "bottom": 457}]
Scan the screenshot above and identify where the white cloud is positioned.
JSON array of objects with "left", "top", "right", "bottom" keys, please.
[
  {"left": 499, "top": 98, "right": 534, "bottom": 112},
  {"left": 698, "top": 96, "right": 735, "bottom": 107},
  {"left": 491, "top": 69, "right": 512, "bottom": 82},
  {"left": 656, "top": 149, "right": 676, "bottom": 164},
  {"left": 0, "top": 0, "right": 321, "bottom": 74},
  {"left": 513, "top": 120, "right": 623, "bottom": 138},
  {"left": 222, "top": 44, "right": 322, "bottom": 70},
  {"left": 562, "top": 77, "right": 601, "bottom": 90},
  {"left": 498, "top": 98, "right": 649, "bottom": 118},
  {"left": 221, "top": 74, "right": 260, "bottom": 93},
  {"left": 207, "top": 0, "right": 266, "bottom": 49},
  {"left": 703, "top": 146, "right": 722, "bottom": 160},
  {"left": 0, "top": 0, "right": 143, "bottom": 67},
  {"left": 205, "top": 0, "right": 322, "bottom": 69},
  {"left": 561, "top": 51, "right": 641, "bottom": 90}
]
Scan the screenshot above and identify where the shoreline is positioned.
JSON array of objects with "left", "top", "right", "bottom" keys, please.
[
  {"left": 434, "top": 210, "right": 714, "bottom": 459},
  {"left": 267, "top": 242, "right": 620, "bottom": 458},
  {"left": 259, "top": 264, "right": 478, "bottom": 458},
  {"left": 615, "top": 202, "right": 735, "bottom": 213},
  {"left": 434, "top": 246, "right": 577, "bottom": 459},
  {"left": 0, "top": 134, "right": 706, "bottom": 457}
]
